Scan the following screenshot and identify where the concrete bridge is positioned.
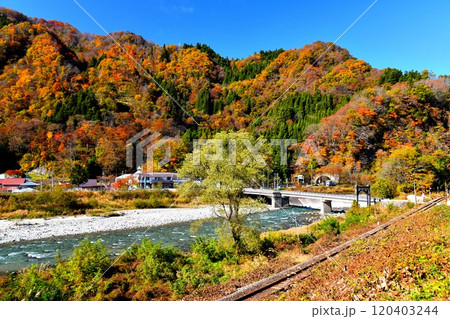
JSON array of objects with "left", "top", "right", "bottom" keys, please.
[{"left": 243, "top": 188, "right": 362, "bottom": 214}]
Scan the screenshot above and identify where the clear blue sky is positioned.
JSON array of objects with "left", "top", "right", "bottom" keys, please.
[{"left": 2, "top": 0, "right": 450, "bottom": 75}]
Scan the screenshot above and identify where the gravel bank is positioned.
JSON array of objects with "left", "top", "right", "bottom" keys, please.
[{"left": 0, "top": 207, "right": 216, "bottom": 245}]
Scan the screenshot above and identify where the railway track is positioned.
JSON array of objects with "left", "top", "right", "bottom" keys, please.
[{"left": 218, "top": 197, "right": 446, "bottom": 301}]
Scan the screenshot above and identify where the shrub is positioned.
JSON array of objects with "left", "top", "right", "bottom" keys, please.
[
  {"left": 406, "top": 201, "right": 415, "bottom": 209},
  {"left": 5, "top": 196, "right": 20, "bottom": 212},
  {"left": 171, "top": 237, "right": 229, "bottom": 295},
  {"left": 132, "top": 197, "right": 160, "bottom": 209},
  {"left": 386, "top": 202, "right": 397, "bottom": 213},
  {"left": 120, "top": 244, "right": 139, "bottom": 263},
  {"left": 260, "top": 237, "right": 276, "bottom": 256},
  {"left": 113, "top": 190, "right": 173, "bottom": 201},
  {"left": 261, "top": 232, "right": 317, "bottom": 256},
  {"left": 240, "top": 225, "right": 263, "bottom": 254},
  {"left": 136, "top": 239, "right": 184, "bottom": 282},
  {"left": 53, "top": 190, "right": 82, "bottom": 211},
  {"left": 69, "top": 238, "right": 111, "bottom": 280},
  {"left": 87, "top": 197, "right": 100, "bottom": 209},
  {"left": 52, "top": 237, "right": 111, "bottom": 298},
  {"left": 33, "top": 192, "right": 52, "bottom": 205},
  {"left": 372, "top": 179, "right": 398, "bottom": 199},
  {"left": 171, "top": 254, "right": 225, "bottom": 295},
  {"left": 263, "top": 232, "right": 300, "bottom": 245},
  {"left": 112, "top": 190, "right": 146, "bottom": 200},
  {"left": 313, "top": 216, "right": 341, "bottom": 236},
  {"left": 340, "top": 207, "right": 373, "bottom": 231},
  {"left": 298, "top": 233, "right": 317, "bottom": 246},
  {"left": 214, "top": 219, "right": 263, "bottom": 255},
  {"left": 191, "top": 236, "right": 228, "bottom": 263},
  {"left": 2, "top": 265, "right": 64, "bottom": 301},
  {"left": 29, "top": 190, "right": 83, "bottom": 215}
]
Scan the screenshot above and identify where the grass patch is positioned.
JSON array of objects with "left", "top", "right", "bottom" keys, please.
[{"left": 0, "top": 189, "right": 180, "bottom": 219}]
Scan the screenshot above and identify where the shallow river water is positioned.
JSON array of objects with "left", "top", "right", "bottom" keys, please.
[{"left": 0, "top": 207, "right": 323, "bottom": 273}]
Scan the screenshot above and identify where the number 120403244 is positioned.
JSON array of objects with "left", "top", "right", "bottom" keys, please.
[{"left": 372, "top": 305, "right": 438, "bottom": 316}]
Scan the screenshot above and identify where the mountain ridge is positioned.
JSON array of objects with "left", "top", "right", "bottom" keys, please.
[{"left": 0, "top": 7, "right": 448, "bottom": 195}]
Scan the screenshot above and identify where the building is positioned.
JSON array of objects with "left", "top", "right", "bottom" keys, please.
[
  {"left": 115, "top": 169, "right": 181, "bottom": 190},
  {"left": 0, "top": 178, "right": 26, "bottom": 192},
  {"left": 136, "top": 172, "right": 180, "bottom": 189},
  {"left": 20, "top": 181, "right": 39, "bottom": 189},
  {"left": 79, "top": 179, "right": 105, "bottom": 191}
]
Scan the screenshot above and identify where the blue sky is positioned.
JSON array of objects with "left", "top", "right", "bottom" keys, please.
[{"left": 2, "top": 0, "right": 450, "bottom": 75}]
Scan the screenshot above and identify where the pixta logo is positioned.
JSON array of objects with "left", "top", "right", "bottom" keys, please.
[
  {"left": 126, "top": 129, "right": 179, "bottom": 172},
  {"left": 193, "top": 138, "right": 297, "bottom": 167}
]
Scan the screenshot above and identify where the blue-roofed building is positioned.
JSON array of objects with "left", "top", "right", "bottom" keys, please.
[
  {"left": 114, "top": 168, "right": 182, "bottom": 190},
  {"left": 136, "top": 172, "right": 180, "bottom": 189}
]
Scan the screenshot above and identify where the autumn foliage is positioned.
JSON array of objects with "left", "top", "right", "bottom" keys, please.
[{"left": 0, "top": 8, "right": 448, "bottom": 194}]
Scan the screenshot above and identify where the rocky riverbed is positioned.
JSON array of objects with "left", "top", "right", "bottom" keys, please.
[{"left": 0, "top": 207, "right": 216, "bottom": 244}]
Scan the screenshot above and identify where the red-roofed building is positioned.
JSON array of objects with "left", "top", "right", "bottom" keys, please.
[{"left": 0, "top": 178, "right": 26, "bottom": 192}]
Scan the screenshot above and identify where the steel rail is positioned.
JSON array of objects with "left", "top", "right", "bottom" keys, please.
[{"left": 218, "top": 197, "right": 446, "bottom": 301}]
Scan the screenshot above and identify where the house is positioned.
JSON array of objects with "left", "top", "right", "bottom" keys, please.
[
  {"left": 0, "top": 178, "right": 26, "bottom": 192},
  {"left": 79, "top": 179, "right": 105, "bottom": 191},
  {"left": 136, "top": 172, "right": 180, "bottom": 189},
  {"left": 115, "top": 169, "right": 181, "bottom": 190},
  {"left": 20, "top": 181, "right": 39, "bottom": 189}
]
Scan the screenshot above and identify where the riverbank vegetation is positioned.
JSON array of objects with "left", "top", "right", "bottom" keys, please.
[
  {"left": 3, "top": 201, "right": 447, "bottom": 301},
  {"left": 0, "top": 189, "right": 188, "bottom": 219},
  {"left": 270, "top": 204, "right": 450, "bottom": 301}
]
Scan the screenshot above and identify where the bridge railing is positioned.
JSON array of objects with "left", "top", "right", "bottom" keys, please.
[
  {"left": 281, "top": 190, "right": 355, "bottom": 199},
  {"left": 243, "top": 188, "right": 356, "bottom": 199},
  {"left": 243, "top": 188, "right": 385, "bottom": 207}
]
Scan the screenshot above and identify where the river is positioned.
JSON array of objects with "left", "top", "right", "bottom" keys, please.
[{"left": 0, "top": 207, "right": 323, "bottom": 273}]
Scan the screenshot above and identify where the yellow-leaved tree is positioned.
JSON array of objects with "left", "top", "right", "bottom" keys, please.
[{"left": 178, "top": 130, "right": 272, "bottom": 253}]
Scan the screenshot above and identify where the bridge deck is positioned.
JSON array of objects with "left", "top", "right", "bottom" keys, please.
[{"left": 243, "top": 188, "right": 356, "bottom": 202}]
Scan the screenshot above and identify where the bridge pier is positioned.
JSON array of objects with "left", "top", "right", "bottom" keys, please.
[
  {"left": 271, "top": 192, "right": 289, "bottom": 208},
  {"left": 320, "top": 199, "right": 332, "bottom": 215}
]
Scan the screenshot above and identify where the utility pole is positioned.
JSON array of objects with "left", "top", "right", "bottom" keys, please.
[
  {"left": 374, "top": 198, "right": 379, "bottom": 225},
  {"left": 413, "top": 181, "right": 417, "bottom": 205}
]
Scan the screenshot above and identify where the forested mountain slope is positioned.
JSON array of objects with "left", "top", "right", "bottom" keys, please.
[{"left": 0, "top": 8, "right": 448, "bottom": 193}]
